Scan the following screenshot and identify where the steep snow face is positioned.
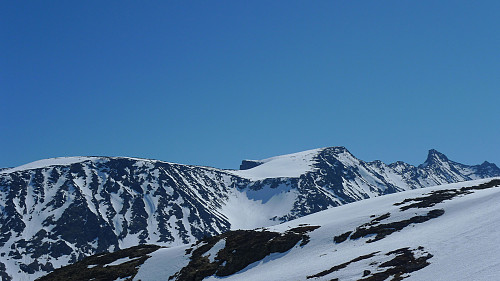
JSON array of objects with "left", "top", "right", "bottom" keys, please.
[
  {"left": 220, "top": 183, "right": 298, "bottom": 230},
  {"left": 227, "top": 148, "right": 323, "bottom": 180}
]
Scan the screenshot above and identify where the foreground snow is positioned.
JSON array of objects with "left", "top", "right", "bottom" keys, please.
[{"left": 133, "top": 178, "right": 500, "bottom": 281}]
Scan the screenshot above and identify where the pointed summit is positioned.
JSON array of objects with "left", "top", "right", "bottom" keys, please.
[
  {"left": 420, "top": 149, "right": 450, "bottom": 168},
  {"left": 477, "top": 161, "right": 500, "bottom": 176},
  {"left": 427, "top": 149, "right": 449, "bottom": 161}
]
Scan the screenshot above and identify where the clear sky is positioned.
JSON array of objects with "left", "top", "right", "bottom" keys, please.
[{"left": 1, "top": 1, "right": 499, "bottom": 170}]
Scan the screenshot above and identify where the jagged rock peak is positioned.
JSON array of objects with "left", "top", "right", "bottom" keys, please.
[
  {"left": 321, "top": 146, "right": 350, "bottom": 154},
  {"left": 477, "top": 161, "right": 500, "bottom": 174},
  {"left": 422, "top": 149, "right": 450, "bottom": 166}
]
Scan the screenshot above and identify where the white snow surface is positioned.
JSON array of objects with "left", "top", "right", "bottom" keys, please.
[
  {"left": 103, "top": 256, "right": 141, "bottom": 267},
  {"left": 203, "top": 239, "right": 226, "bottom": 263},
  {"left": 227, "top": 148, "right": 323, "bottom": 180},
  {"left": 134, "top": 178, "right": 500, "bottom": 281},
  {"left": 134, "top": 245, "right": 191, "bottom": 281},
  {"left": 220, "top": 184, "right": 298, "bottom": 230},
  {"left": 0, "top": 157, "right": 97, "bottom": 174}
]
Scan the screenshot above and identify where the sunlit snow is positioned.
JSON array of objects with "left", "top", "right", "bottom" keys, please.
[
  {"left": 228, "top": 148, "right": 322, "bottom": 180},
  {"left": 0, "top": 157, "right": 96, "bottom": 174},
  {"left": 137, "top": 178, "right": 500, "bottom": 281}
]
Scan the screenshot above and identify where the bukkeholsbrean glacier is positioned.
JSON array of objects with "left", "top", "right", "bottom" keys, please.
[{"left": 0, "top": 147, "right": 499, "bottom": 280}]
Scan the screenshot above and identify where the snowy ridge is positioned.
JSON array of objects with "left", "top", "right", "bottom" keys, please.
[
  {"left": 228, "top": 148, "right": 322, "bottom": 180},
  {"left": 0, "top": 157, "right": 97, "bottom": 174},
  {"left": 0, "top": 147, "right": 499, "bottom": 280}
]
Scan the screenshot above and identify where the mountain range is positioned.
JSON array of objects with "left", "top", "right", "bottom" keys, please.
[{"left": 0, "top": 147, "right": 498, "bottom": 280}]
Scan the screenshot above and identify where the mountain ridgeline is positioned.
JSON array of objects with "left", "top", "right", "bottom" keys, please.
[{"left": 0, "top": 147, "right": 498, "bottom": 280}]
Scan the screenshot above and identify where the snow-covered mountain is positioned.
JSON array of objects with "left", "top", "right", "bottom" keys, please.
[
  {"left": 39, "top": 178, "right": 500, "bottom": 281},
  {"left": 0, "top": 147, "right": 498, "bottom": 280}
]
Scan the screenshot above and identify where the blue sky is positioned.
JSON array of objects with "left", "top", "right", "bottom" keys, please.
[{"left": 1, "top": 1, "right": 499, "bottom": 169}]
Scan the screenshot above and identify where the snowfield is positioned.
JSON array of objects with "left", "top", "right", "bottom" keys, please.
[
  {"left": 227, "top": 148, "right": 322, "bottom": 180},
  {"left": 129, "top": 178, "right": 500, "bottom": 281}
]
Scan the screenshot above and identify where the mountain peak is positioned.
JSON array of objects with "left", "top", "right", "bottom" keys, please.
[
  {"left": 230, "top": 148, "right": 323, "bottom": 180},
  {"left": 323, "top": 146, "right": 349, "bottom": 154},
  {"left": 423, "top": 149, "right": 449, "bottom": 165}
]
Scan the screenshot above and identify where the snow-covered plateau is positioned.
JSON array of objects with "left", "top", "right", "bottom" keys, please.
[{"left": 0, "top": 147, "right": 499, "bottom": 280}]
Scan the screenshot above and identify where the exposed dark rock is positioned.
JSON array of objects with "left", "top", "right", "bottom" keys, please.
[
  {"left": 334, "top": 210, "right": 444, "bottom": 244},
  {"left": 173, "top": 226, "right": 320, "bottom": 281},
  {"left": 351, "top": 209, "right": 445, "bottom": 243},
  {"left": 36, "top": 244, "right": 161, "bottom": 281},
  {"left": 359, "top": 247, "right": 433, "bottom": 281},
  {"left": 394, "top": 179, "right": 500, "bottom": 211},
  {"left": 307, "top": 247, "right": 432, "bottom": 281},
  {"left": 239, "top": 160, "right": 264, "bottom": 170},
  {"left": 370, "top": 213, "right": 391, "bottom": 224},
  {"left": 0, "top": 262, "right": 11, "bottom": 281},
  {"left": 306, "top": 252, "right": 378, "bottom": 279},
  {"left": 333, "top": 231, "right": 352, "bottom": 244}
]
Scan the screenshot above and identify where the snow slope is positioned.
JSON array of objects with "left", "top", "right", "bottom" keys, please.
[
  {"left": 228, "top": 148, "right": 322, "bottom": 180},
  {"left": 248, "top": 178, "right": 500, "bottom": 281},
  {"left": 44, "top": 178, "right": 500, "bottom": 281}
]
